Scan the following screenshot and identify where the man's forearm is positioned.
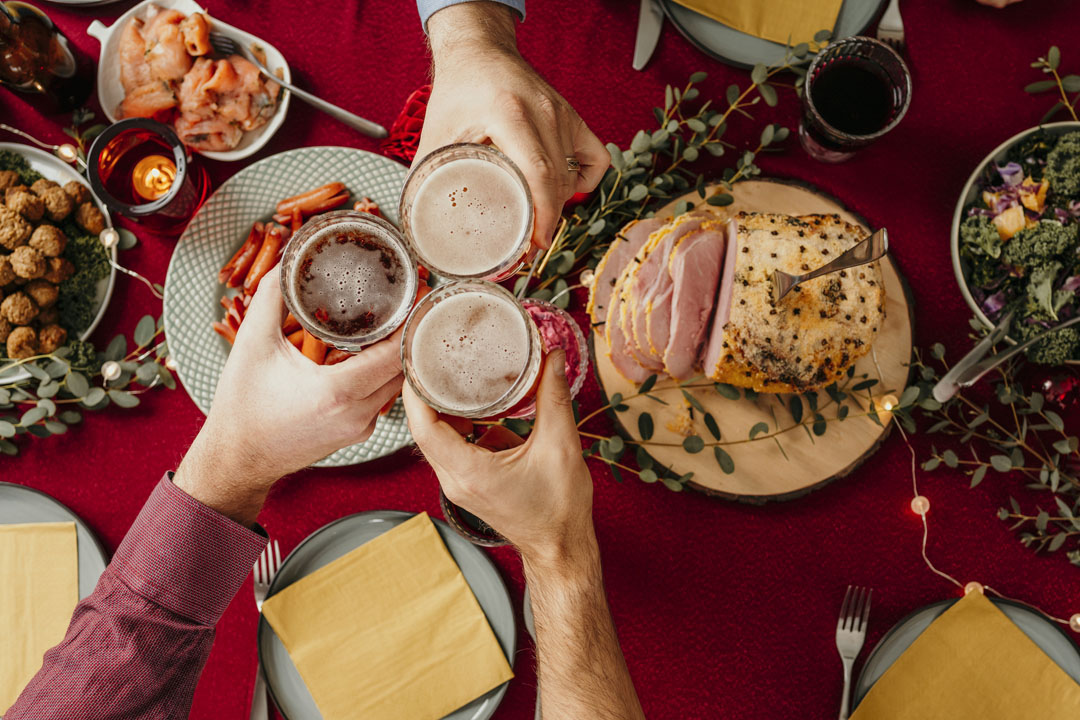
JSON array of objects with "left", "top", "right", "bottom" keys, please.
[
  {"left": 427, "top": 1, "right": 519, "bottom": 64},
  {"left": 524, "top": 531, "right": 646, "bottom": 720}
]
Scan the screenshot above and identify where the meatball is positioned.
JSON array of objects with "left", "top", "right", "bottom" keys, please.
[
  {"left": 25, "top": 280, "right": 58, "bottom": 309},
  {"left": 1, "top": 291, "right": 37, "bottom": 325},
  {"left": 0, "top": 254, "right": 15, "bottom": 286},
  {"left": 4, "top": 185, "right": 28, "bottom": 200},
  {"left": 38, "top": 323, "right": 66, "bottom": 354},
  {"left": 41, "top": 187, "right": 73, "bottom": 222},
  {"left": 0, "top": 205, "right": 32, "bottom": 250},
  {"left": 6, "top": 326, "right": 37, "bottom": 360},
  {"left": 0, "top": 171, "right": 18, "bottom": 191},
  {"left": 30, "top": 178, "right": 59, "bottom": 196},
  {"left": 11, "top": 246, "right": 45, "bottom": 280},
  {"left": 28, "top": 225, "right": 66, "bottom": 257},
  {"left": 74, "top": 202, "right": 105, "bottom": 235},
  {"left": 7, "top": 189, "right": 44, "bottom": 221},
  {"left": 43, "top": 257, "right": 75, "bottom": 284},
  {"left": 0, "top": 317, "right": 10, "bottom": 343},
  {"left": 63, "top": 181, "right": 90, "bottom": 206},
  {"left": 36, "top": 306, "right": 59, "bottom": 326}
]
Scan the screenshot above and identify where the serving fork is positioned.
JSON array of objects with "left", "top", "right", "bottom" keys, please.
[
  {"left": 250, "top": 539, "right": 282, "bottom": 720},
  {"left": 836, "top": 585, "right": 872, "bottom": 720},
  {"left": 209, "top": 32, "right": 387, "bottom": 139},
  {"left": 875, "top": 0, "right": 905, "bottom": 51},
  {"left": 771, "top": 228, "right": 888, "bottom": 304}
]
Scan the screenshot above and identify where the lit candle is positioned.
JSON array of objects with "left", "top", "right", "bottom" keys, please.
[{"left": 131, "top": 154, "right": 176, "bottom": 201}]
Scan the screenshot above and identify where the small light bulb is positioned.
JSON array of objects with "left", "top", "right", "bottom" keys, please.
[
  {"left": 101, "top": 361, "right": 122, "bottom": 382},
  {"left": 964, "top": 581, "right": 983, "bottom": 595},
  {"left": 165, "top": 357, "right": 177, "bottom": 372},
  {"left": 579, "top": 268, "right": 595, "bottom": 289},
  {"left": 56, "top": 144, "right": 78, "bottom": 163},
  {"left": 99, "top": 228, "right": 119, "bottom": 250},
  {"left": 910, "top": 495, "right": 930, "bottom": 515},
  {"left": 1070, "top": 614, "right": 1080, "bottom": 633},
  {"left": 881, "top": 394, "right": 898, "bottom": 412}
]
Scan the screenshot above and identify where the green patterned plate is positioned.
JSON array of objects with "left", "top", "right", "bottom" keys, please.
[{"left": 163, "top": 147, "right": 412, "bottom": 467}]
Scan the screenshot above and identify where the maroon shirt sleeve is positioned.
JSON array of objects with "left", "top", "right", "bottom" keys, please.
[{"left": 6, "top": 475, "right": 267, "bottom": 720}]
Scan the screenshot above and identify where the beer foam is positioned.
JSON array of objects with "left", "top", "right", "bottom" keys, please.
[
  {"left": 293, "top": 223, "right": 409, "bottom": 339},
  {"left": 411, "top": 158, "right": 529, "bottom": 276},
  {"left": 411, "top": 291, "right": 530, "bottom": 411}
]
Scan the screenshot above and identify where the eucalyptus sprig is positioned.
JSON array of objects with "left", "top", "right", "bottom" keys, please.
[
  {"left": 62, "top": 108, "right": 107, "bottom": 166},
  {"left": 516, "top": 33, "right": 828, "bottom": 305},
  {"left": 907, "top": 334, "right": 1080, "bottom": 566},
  {"left": 0, "top": 315, "right": 175, "bottom": 457},
  {"left": 1025, "top": 45, "right": 1080, "bottom": 123}
]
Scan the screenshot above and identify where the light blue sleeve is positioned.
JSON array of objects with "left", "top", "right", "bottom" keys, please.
[{"left": 416, "top": 0, "right": 526, "bottom": 32}]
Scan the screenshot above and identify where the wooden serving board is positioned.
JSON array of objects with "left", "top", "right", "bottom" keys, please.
[{"left": 592, "top": 179, "right": 914, "bottom": 502}]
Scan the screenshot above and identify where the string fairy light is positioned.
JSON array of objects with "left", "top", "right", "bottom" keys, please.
[{"left": 895, "top": 423, "right": 1080, "bottom": 633}]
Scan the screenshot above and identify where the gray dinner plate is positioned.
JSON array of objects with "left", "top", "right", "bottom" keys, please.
[
  {"left": 660, "top": 0, "right": 888, "bottom": 69},
  {"left": 0, "top": 482, "right": 108, "bottom": 600},
  {"left": 257, "top": 511, "right": 516, "bottom": 720},
  {"left": 853, "top": 597, "right": 1080, "bottom": 707}
]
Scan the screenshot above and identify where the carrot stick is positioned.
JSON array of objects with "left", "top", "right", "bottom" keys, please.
[
  {"left": 300, "top": 329, "right": 328, "bottom": 364},
  {"left": 276, "top": 183, "right": 345, "bottom": 215},
  {"left": 282, "top": 312, "right": 300, "bottom": 334},
  {"left": 325, "top": 348, "right": 352, "bottom": 365},
  {"left": 211, "top": 321, "right": 236, "bottom": 344},
  {"left": 286, "top": 328, "right": 305, "bottom": 349},
  {"left": 219, "top": 222, "right": 263, "bottom": 285},
  {"left": 227, "top": 223, "right": 265, "bottom": 288},
  {"left": 302, "top": 193, "right": 349, "bottom": 216},
  {"left": 243, "top": 225, "right": 283, "bottom": 294},
  {"left": 291, "top": 207, "right": 302, "bottom": 234}
]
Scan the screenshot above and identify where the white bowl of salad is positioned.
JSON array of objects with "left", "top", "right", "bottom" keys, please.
[{"left": 952, "top": 121, "right": 1080, "bottom": 364}]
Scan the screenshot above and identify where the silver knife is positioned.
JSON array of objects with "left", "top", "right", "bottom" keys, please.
[
  {"left": 931, "top": 310, "right": 1014, "bottom": 403},
  {"left": 955, "top": 313, "right": 1080, "bottom": 391},
  {"left": 633, "top": 0, "right": 664, "bottom": 71}
]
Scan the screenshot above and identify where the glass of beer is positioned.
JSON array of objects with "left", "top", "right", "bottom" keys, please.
[
  {"left": 398, "top": 143, "right": 534, "bottom": 282},
  {"left": 281, "top": 210, "right": 418, "bottom": 350}
]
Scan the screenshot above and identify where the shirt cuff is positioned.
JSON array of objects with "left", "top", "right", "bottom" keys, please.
[
  {"left": 416, "top": 0, "right": 525, "bottom": 33},
  {"left": 109, "top": 474, "right": 268, "bottom": 627}
]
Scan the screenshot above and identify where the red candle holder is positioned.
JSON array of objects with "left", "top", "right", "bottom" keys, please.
[{"left": 87, "top": 118, "right": 209, "bottom": 236}]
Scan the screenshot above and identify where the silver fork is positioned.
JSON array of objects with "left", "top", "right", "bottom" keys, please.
[
  {"left": 250, "top": 539, "right": 282, "bottom": 720},
  {"left": 835, "top": 586, "right": 872, "bottom": 720},
  {"left": 208, "top": 32, "right": 387, "bottom": 139},
  {"left": 875, "top": 0, "right": 905, "bottom": 51},
  {"left": 771, "top": 228, "right": 888, "bottom": 303}
]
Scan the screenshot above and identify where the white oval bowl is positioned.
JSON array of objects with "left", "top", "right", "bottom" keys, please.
[
  {"left": 87, "top": 0, "right": 292, "bottom": 163},
  {"left": 950, "top": 121, "right": 1080, "bottom": 331}
]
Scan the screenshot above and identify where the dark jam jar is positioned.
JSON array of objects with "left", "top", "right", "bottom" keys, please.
[
  {"left": 281, "top": 210, "right": 418, "bottom": 351},
  {"left": 0, "top": 2, "right": 92, "bottom": 113}
]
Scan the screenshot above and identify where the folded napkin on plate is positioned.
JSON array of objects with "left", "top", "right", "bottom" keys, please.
[
  {"left": 0, "top": 522, "right": 78, "bottom": 713},
  {"left": 671, "top": 0, "right": 842, "bottom": 46},
  {"left": 852, "top": 591, "right": 1080, "bottom": 719},
  {"left": 261, "top": 512, "right": 513, "bottom": 720}
]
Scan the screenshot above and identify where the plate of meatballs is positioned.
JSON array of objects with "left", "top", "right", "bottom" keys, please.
[{"left": 0, "top": 143, "right": 116, "bottom": 373}]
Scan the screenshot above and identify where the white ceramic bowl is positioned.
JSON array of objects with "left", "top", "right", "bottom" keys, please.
[
  {"left": 87, "top": 0, "right": 292, "bottom": 163},
  {"left": 951, "top": 121, "right": 1080, "bottom": 331}
]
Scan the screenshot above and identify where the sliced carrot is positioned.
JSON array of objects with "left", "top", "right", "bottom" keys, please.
[
  {"left": 276, "top": 183, "right": 345, "bottom": 215},
  {"left": 282, "top": 312, "right": 300, "bottom": 334},
  {"left": 219, "top": 222, "right": 263, "bottom": 285},
  {"left": 302, "top": 193, "right": 350, "bottom": 216},
  {"left": 325, "top": 348, "right": 353, "bottom": 365},
  {"left": 212, "top": 321, "right": 236, "bottom": 344},
  {"left": 291, "top": 207, "right": 302, "bottom": 234},
  {"left": 243, "top": 224, "right": 283, "bottom": 294},
  {"left": 300, "top": 329, "right": 328, "bottom": 364},
  {"left": 286, "top": 328, "right": 305, "bottom": 349}
]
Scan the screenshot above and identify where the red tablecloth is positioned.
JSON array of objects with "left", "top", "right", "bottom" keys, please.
[{"left": 4, "top": 1, "right": 1079, "bottom": 718}]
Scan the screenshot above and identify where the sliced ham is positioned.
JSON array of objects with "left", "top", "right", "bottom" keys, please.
[
  {"left": 604, "top": 265, "right": 657, "bottom": 384},
  {"left": 588, "top": 217, "right": 665, "bottom": 325},
  {"left": 700, "top": 219, "right": 739, "bottom": 378},
  {"left": 664, "top": 220, "right": 729, "bottom": 380}
]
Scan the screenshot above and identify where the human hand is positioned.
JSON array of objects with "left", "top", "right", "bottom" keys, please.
[
  {"left": 402, "top": 350, "right": 595, "bottom": 563},
  {"left": 419, "top": 2, "right": 608, "bottom": 249},
  {"left": 175, "top": 265, "right": 406, "bottom": 524}
]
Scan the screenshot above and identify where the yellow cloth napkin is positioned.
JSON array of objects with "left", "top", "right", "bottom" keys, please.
[
  {"left": 852, "top": 591, "right": 1080, "bottom": 719},
  {"left": 671, "top": 0, "right": 842, "bottom": 46},
  {"left": 0, "top": 522, "right": 78, "bottom": 713},
  {"left": 262, "top": 512, "right": 513, "bottom": 720}
]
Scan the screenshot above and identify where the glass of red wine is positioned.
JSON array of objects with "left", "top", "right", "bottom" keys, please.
[
  {"left": 799, "top": 36, "right": 912, "bottom": 163},
  {"left": 0, "top": 1, "right": 92, "bottom": 113}
]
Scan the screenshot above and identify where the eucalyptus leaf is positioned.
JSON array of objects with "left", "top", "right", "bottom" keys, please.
[
  {"left": 689, "top": 71, "right": 708, "bottom": 83},
  {"left": 134, "top": 315, "right": 157, "bottom": 347},
  {"left": 1062, "top": 75, "right": 1080, "bottom": 93},
  {"left": 789, "top": 396, "right": 803, "bottom": 424},
  {"left": 750, "top": 64, "right": 768, "bottom": 85},
  {"left": 704, "top": 413, "right": 721, "bottom": 440},
  {"left": 1045, "top": 410, "right": 1065, "bottom": 431},
  {"left": 105, "top": 335, "right": 127, "bottom": 362},
  {"left": 638, "top": 413, "right": 654, "bottom": 440},
  {"left": 607, "top": 143, "right": 625, "bottom": 170},
  {"left": 813, "top": 29, "right": 832, "bottom": 42},
  {"left": 758, "top": 83, "right": 778, "bottom": 107},
  {"left": 84, "top": 387, "right": 106, "bottom": 406},
  {"left": 683, "top": 435, "right": 704, "bottom": 453},
  {"left": 136, "top": 363, "right": 161, "bottom": 385},
  {"left": 760, "top": 124, "right": 775, "bottom": 146},
  {"left": 1048, "top": 45, "right": 1061, "bottom": 70},
  {"left": 990, "top": 455, "right": 1013, "bottom": 472},
  {"left": 726, "top": 84, "right": 739, "bottom": 106},
  {"left": 0, "top": 421, "right": 15, "bottom": 438},
  {"left": 0, "top": 439, "right": 16, "bottom": 455},
  {"left": 588, "top": 219, "right": 606, "bottom": 236},
  {"left": 59, "top": 410, "right": 82, "bottom": 424},
  {"left": 749, "top": 422, "right": 769, "bottom": 440},
  {"left": 707, "top": 193, "right": 733, "bottom": 206},
  {"left": 37, "top": 380, "right": 59, "bottom": 398},
  {"left": 686, "top": 118, "right": 707, "bottom": 134},
  {"left": 682, "top": 146, "right": 699, "bottom": 162},
  {"left": 44, "top": 420, "right": 67, "bottom": 434},
  {"left": 628, "top": 184, "right": 648, "bottom": 202},
  {"left": 639, "top": 469, "right": 659, "bottom": 484},
  {"left": 662, "top": 477, "right": 684, "bottom": 492},
  {"left": 1025, "top": 79, "right": 1057, "bottom": 94},
  {"left": 20, "top": 407, "right": 46, "bottom": 426},
  {"left": 812, "top": 413, "right": 826, "bottom": 436},
  {"left": 25, "top": 363, "right": 49, "bottom": 382},
  {"left": 943, "top": 449, "right": 959, "bottom": 468},
  {"left": 714, "top": 383, "right": 740, "bottom": 400},
  {"left": 107, "top": 390, "right": 140, "bottom": 408},
  {"left": 681, "top": 390, "right": 704, "bottom": 413},
  {"left": 45, "top": 359, "right": 69, "bottom": 378},
  {"left": 714, "top": 446, "right": 735, "bottom": 474},
  {"left": 116, "top": 228, "right": 138, "bottom": 250}
]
